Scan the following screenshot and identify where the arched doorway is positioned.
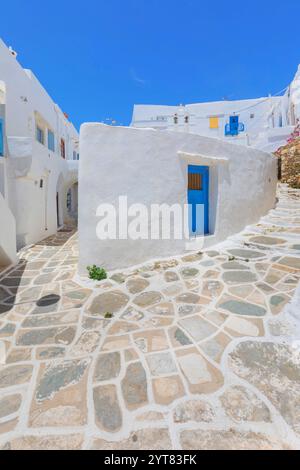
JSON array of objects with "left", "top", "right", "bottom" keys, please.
[{"left": 66, "top": 182, "right": 78, "bottom": 223}]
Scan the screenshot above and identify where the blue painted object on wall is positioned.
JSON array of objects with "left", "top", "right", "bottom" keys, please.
[
  {"left": 0, "top": 118, "right": 4, "bottom": 156},
  {"left": 225, "top": 115, "right": 245, "bottom": 136},
  {"left": 187, "top": 165, "right": 209, "bottom": 235}
]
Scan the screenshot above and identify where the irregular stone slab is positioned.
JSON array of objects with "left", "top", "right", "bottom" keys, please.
[
  {"left": 108, "top": 321, "right": 139, "bottom": 334},
  {"left": 133, "top": 329, "right": 169, "bottom": 353},
  {"left": 0, "top": 394, "right": 22, "bottom": 418},
  {"left": 69, "top": 331, "right": 101, "bottom": 356},
  {"left": 121, "top": 306, "right": 144, "bottom": 322},
  {"left": 122, "top": 362, "right": 148, "bottom": 410},
  {"left": 249, "top": 236, "right": 286, "bottom": 246},
  {"left": 180, "top": 267, "right": 199, "bottom": 279},
  {"left": 22, "top": 310, "right": 79, "bottom": 328},
  {"left": 93, "top": 384, "right": 122, "bottom": 432},
  {"left": 152, "top": 375, "right": 185, "bottom": 405},
  {"left": 180, "top": 429, "right": 290, "bottom": 450},
  {"left": 164, "top": 271, "right": 179, "bottom": 282},
  {"left": 110, "top": 273, "right": 126, "bottom": 284},
  {"left": 229, "top": 341, "right": 300, "bottom": 435},
  {"left": 277, "top": 256, "right": 300, "bottom": 271},
  {"left": 220, "top": 386, "right": 271, "bottom": 423},
  {"left": 0, "top": 364, "right": 33, "bottom": 388},
  {"left": 126, "top": 278, "right": 149, "bottom": 294},
  {"left": 30, "top": 359, "right": 90, "bottom": 427},
  {"left": 133, "top": 291, "right": 162, "bottom": 307},
  {"left": 168, "top": 327, "right": 192, "bottom": 347},
  {"left": 176, "top": 348, "right": 223, "bottom": 394},
  {"left": 88, "top": 290, "right": 129, "bottom": 316},
  {"left": 218, "top": 298, "right": 266, "bottom": 317},
  {"left": 124, "top": 348, "right": 139, "bottom": 362},
  {"left": 102, "top": 334, "right": 131, "bottom": 351},
  {"left": 94, "top": 352, "right": 121, "bottom": 382},
  {"left": 36, "top": 346, "right": 65, "bottom": 360},
  {"left": 135, "top": 410, "right": 165, "bottom": 421},
  {"left": 177, "top": 304, "right": 199, "bottom": 317},
  {"left": 61, "top": 288, "right": 92, "bottom": 309},
  {"left": 181, "top": 252, "right": 203, "bottom": 262},
  {"left": 82, "top": 316, "right": 108, "bottom": 330},
  {"left": 227, "top": 249, "right": 265, "bottom": 260},
  {"left": 173, "top": 399, "right": 215, "bottom": 423},
  {"left": 16, "top": 326, "right": 76, "bottom": 346},
  {"left": 146, "top": 352, "right": 177, "bottom": 376},
  {"left": 179, "top": 315, "right": 217, "bottom": 342},
  {"left": 201, "top": 280, "right": 223, "bottom": 298},
  {"left": 6, "top": 347, "right": 32, "bottom": 364},
  {"left": 0, "top": 323, "right": 16, "bottom": 338},
  {"left": 200, "top": 332, "right": 231, "bottom": 363},
  {"left": 222, "top": 262, "right": 249, "bottom": 270},
  {"left": 0, "top": 418, "right": 18, "bottom": 435},
  {"left": 222, "top": 271, "right": 257, "bottom": 284},
  {"left": 269, "top": 294, "right": 290, "bottom": 315},
  {"left": 91, "top": 428, "right": 172, "bottom": 450},
  {"left": 176, "top": 292, "right": 210, "bottom": 305},
  {"left": 34, "top": 273, "right": 57, "bottom": 285},
  {"left": 34, "top": 359, "right": 89, "bottom": 402},
  {"left": 224, "top": 317, "right": 263, "bottom": 337},
  {"left": 201, "top": 310, "right": 228, "bottom": 326},
  {"left": 2, "top": 434, "right": 84, "bottom": 450},
  {"left": 147, "top": 302, "right": 174, "bottom": 316}
]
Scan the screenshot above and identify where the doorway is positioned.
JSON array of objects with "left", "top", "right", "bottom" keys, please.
[{"left": 188, "top": 165, "right": 209, "bottom": 235}]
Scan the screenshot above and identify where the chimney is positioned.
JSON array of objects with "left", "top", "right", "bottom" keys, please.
[{"left": 8, "top": 46, "right": 18, "bottom": 59}]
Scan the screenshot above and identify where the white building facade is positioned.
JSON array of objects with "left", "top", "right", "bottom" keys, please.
[
  {"left": 0, "top": 39, "right": 79, "bottom": 266},
  {"left": 79, "top": 124, "right": 277, "bottom": 272},
  {"left": 131, "top": 66, "right": 300, "bottom": 152}
]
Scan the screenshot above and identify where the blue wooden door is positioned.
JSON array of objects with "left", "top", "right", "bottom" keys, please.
[
  {"left": 188, "top": 165, "right": 209, "bottom": 235},
  {"left": 229, "top": 115, "right": 239, "bottom": 135}
]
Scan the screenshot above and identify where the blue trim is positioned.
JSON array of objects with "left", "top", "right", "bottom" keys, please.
[
  {"left": 187, "top": 165, "right": 209, "bottom": 235},
  {"left": 225, "top": 115, "right": 245, "bottom": 136},
  {"left": 0, "top": 118, "right": 4, "bottom": 156}
]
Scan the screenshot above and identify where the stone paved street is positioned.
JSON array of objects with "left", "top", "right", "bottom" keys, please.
[{"left": 0, "top": 185, "right": 300, "bottom": 450}]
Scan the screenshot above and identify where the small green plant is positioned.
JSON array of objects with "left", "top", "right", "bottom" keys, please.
[
  {"left": 228, "top": 256, "right": 236, "bottom": 261},
  {"left": 87, "top": 265, "right": 107, "bottom": 281},
  {"left": 104, "top": 312, "right": 113, "bottom": 319}
]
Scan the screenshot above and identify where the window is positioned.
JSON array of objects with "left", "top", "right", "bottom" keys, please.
[
  {"left": 174, "top": 114, "right": 178, "bottom": 124},
  {"left": 40, "top": 179, "right": 43, "bottom": 189},
  {"left": 185, "top": 115, "right": 189, "bottom": 124},
  {"left": 209, "top": 117, "right": 219, "bottom": 129},
  {"left": 73, "top": 151, "right": 77, "bottom": 160},
  {"left": 188, "top": 173, "right": 202, "bottom": 190},
  {"left": 48, "top": 130, "right": 55, "bottom": 152},
  {"left": 250, "top": 113, "right": 255, "bottom": 119},
  {"left": 0, "top": 118, "right": 4, "bottom": 157},
  {"left": 60, "top": 138, "right": 65, "bottom": 159},
  {"left": 36, "top": 126, "right": 44, "bottom": 144},
  {"left": 77, "top": 153, "right": 79, "bottom": 160}
]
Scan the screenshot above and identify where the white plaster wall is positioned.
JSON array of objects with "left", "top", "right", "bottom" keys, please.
[
  {"left": 0, "top": 191, "right": 17, "bottom": 266},
  {"left": 79, "top": 124, "right": 277, "bottom": 272},
  {"left": 0, "top": 39, "right": 79, "bottom": 248},
  {"left": 131, "top": 97, "right": 281, "bottom": 143}
]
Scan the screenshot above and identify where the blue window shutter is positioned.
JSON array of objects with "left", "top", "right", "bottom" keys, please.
[{"left": 0, "top": 118, "right": 4, "bottom": 156}]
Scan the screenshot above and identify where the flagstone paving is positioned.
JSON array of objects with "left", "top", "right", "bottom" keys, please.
[{"left": 0, "top": 185, "right": 300, "bottom": 449}]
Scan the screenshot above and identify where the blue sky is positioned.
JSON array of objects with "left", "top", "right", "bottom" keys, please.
[{"left": 1, "top": 0, "right": 300, "bottom": 130}]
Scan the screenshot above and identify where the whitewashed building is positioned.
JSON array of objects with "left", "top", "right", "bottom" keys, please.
[
  {"left": 0, "top": 39, "right": 79, "bottom": 267},
  {"left": 79, "top": 123, "right": 277, "bottom": 272},
  {"left": 131, "top": 66, "right": 300, "bottom": 152}
]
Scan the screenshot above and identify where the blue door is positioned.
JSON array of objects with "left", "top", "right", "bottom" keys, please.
[{"left": 187, "top": 165, "right": 209, "bottom": 235}]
